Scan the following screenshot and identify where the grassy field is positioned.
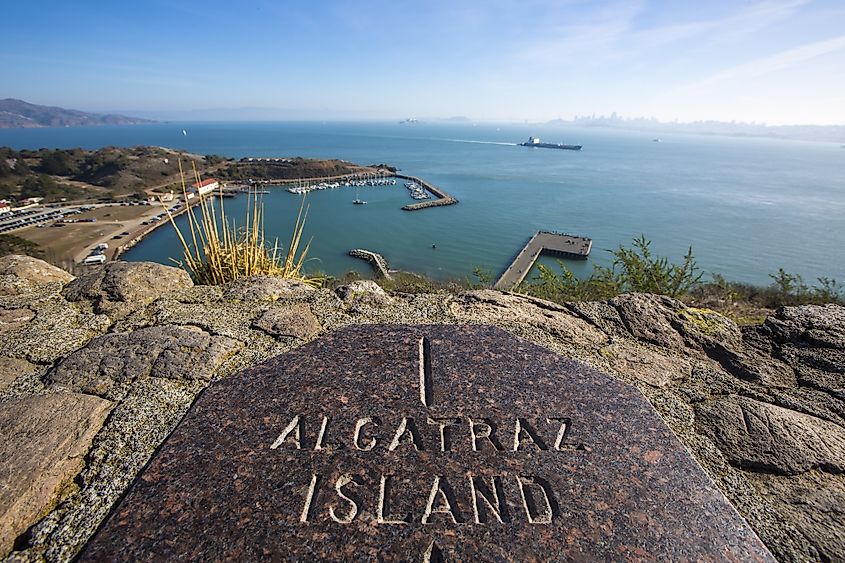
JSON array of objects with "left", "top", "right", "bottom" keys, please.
[
  {"left": 74, "top": 206, "right": 152, "bottom": 222},
  {"left": 18, "top": 223, "right": 117, "bottom": 258}
]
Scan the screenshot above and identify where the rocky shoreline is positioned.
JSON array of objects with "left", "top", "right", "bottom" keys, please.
[{"left": 0, "top": 255, "right": 842, "bottom": 561}]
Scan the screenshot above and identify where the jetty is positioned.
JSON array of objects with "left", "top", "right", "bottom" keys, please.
[
  {"left": 348, "top": 249, "right": 391, "bottom": 279},
  {"left": 394, "top": 174, "right": 458, "bottom": 211},
  {"left": 494, "top": 231, "right": 592, "bottom": 290}
]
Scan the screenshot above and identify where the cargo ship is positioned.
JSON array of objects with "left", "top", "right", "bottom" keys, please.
[{"left": 518, "top": 136, "right": 582, "bottom": 151}]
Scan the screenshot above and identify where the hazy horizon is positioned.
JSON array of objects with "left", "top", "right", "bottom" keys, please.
[{"left": 2, "top": 1, "right": 845, "bottom": 126}]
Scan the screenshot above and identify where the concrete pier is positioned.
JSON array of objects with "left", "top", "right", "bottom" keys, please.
[
  {"left": 493, "top": 231, "right": 592, "bottom": 290},
  {"left": 394, "top": 174, "right": 458, "bottom": 211}
]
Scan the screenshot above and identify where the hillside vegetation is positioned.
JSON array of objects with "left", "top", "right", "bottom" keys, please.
[
  {"left": 217, "top": 157, "right": 372, "bottom": 181},
  {"left": 0, "top": 146, "right": 223, "bottom": 202}
]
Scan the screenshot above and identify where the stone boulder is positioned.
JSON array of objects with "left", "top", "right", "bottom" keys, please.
[
  {"left": 251, "top": 304, "right": 321, "bottom": 340},
  {"left": 747, "top": 470, "right": 845, "bottom": 562},
  {"left": 609, "top": 293, "right": 688, "bottom": 349},
  {"left": 696, "top": 395, "right": 845, "bottom": 475},
  {"left": 48, "top": 325, "right": 242, "bottom": 401},
  {"left": 0, "top": 356, "right": 37, "bottom": 392},
  {"left": 0, "top": 255, "right": 73, "bottom": 290},
  {"left": 602, "top": 340, "right": 692, "bottom": 387},
  {"left": 222, "top": 276, "right": 315, "bottom": 301},
  {"left": 753, "top": 304, "right": 845, "bottom": 399},
  {"left": 62, "top": 262, "right": 193, "bottom": 317},
  {"left": 0, "top": 297, "right": 111, "bottom": 365},
  {"left": 453, "top": 290, "right": 606, "bottom": 349},
  {"left": 0, "top": 392, "right": 113, "bottom": 558},
  {"left": 765, "top": 304, "right": 845, "bottom": 349},
  {"left": 0, "top": 307, "right": 35, "bottom": 333},
  {"left": 335, "top": 280, "right": 391, "bottom": 306},
  {"left": 703, "top": 344, "right": 797, "bottom": 388}
]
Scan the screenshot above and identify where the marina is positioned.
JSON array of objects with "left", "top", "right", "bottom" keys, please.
[
  {"left": 394, "top": 173, "right": 458, "bottom": 211},
  {"left": 494, "top": 231, "right": 592, "bottom": 290},
  {"left": 284, "top": 172, "right": 397, "bottom": 195}
]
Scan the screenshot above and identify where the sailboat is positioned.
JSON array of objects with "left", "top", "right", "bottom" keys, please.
[{"left": 352, "top": 185, "right": 366, "bottom": 205}]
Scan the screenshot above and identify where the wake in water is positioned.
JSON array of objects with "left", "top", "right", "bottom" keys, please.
[{"left": 436, "top": 138, "right": 517, "bottom": 146}]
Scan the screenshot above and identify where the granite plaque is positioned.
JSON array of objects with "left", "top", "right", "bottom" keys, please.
[{"left": 81, "top": 325, "right": 773, "bottom": 561}]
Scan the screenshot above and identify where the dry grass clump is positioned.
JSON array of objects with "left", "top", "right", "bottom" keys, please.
[{"left": 162, "top": 161, "right": 321, "bottom": 287}]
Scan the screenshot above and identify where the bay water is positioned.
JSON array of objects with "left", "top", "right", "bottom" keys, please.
[{"left": 1, "top": 121, "right": 843, "bottom": 286}]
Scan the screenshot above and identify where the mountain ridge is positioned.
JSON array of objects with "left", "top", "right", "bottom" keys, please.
[{"left": 0, "top": 98, "right": 155, "bottom": 129}]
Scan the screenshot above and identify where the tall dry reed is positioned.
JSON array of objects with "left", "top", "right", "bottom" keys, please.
[{"left": 161, "top": 160, "right": 320, "bottom": 287}]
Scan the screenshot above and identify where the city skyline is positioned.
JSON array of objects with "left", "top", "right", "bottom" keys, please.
[{"left": 2, "top": 0, "right": 845, "bottom": 125}]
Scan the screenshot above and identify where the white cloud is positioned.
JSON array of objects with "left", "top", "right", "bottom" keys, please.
[
  {"left": 674, "top": 33, "right": 845, "bottom": 93},
  {"left": 515, "top": 0, "right": 810, "bottom": 65}
]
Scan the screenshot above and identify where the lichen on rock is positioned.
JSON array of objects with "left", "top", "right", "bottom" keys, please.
[
  {"left": 47, "top": 325, "right": 242, "bottom": 401},
  {"left": 62, "top": 261, "right": 193, "bottom": 318}
]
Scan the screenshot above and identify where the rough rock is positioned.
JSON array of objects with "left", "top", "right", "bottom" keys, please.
[
  {"left": 0, "top": 393, "right": 113, "bottom": 557},
  {"left": 0, "top": 296, "right": 111, "bottom": 364},
  {"left": 602, "top": 340, "right": 692, "bottom": 387},
  {"left": 251, "top": 303, "right": 321, "bottom": 340},
  {"left": 0, "top": 357, "right": 37, "bottom": 392},
  {"left": 0, "top": 255, "right": 73, "bottom": 290},
  {"left": 744, "top": 305, "right": 845, "bottom": 400},
  {"left": 221, "top": 276, "right": 315, "bottom": 301},
  {"left": 766, "top": 304, "right": 845, "bottom": 348},
  {"left": 565, "top": 301, "right": 628, "bottom": 336},
  {"left": 62, "top": 262, "right": 193, "bottom": 317},
  {"left": 335, "top": 280, "right": 391, "bottom": 306},
  {"left": 610, "top": 293, "right": 688, "bottom": 349},
  {"left": 705, "top": 345, "right": 797, "bottom": 388},
  {"left": 781, "top": 344, "right": 844, "bottom": 397},
  {"left": 696, "top": 395, "right": 845, "bottom": 475},
  {"left": 673, "top": 306, "right": 743, "bottom": 350},
  {"left": 747, "top": 470, "right": 845, "bottom": 562},
  {"left": 19, "top": 377, "right": 204, "bottom": 562},
  {"left": 0, "top": 308, "right": 34, "bottom": 333},
  {"left": 48, "top": 325, "right": 242, "bottom": 401},
  {"left": 453, "top": 290, "right": 606, "bottom": 350}
]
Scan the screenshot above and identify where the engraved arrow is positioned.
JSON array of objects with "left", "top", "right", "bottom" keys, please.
[{"left": 418, "top": 336, "right": 433, "bottom": 407}]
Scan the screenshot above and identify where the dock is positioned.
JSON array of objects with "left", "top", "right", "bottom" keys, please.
[
  {"left": 493, "top": 231, "right": 592, "bottom": 290},
  {"left": 394, "top": 174, "right": 458, "bottom": 211}
]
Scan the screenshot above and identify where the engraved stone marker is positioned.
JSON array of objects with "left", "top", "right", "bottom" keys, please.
[{"left": 81, "top": 325, "right": 774, "bottom": 561}]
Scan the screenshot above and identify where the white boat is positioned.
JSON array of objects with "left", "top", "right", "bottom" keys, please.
[{"left": 352, "top": 186, "right": 366, "bottom": 205}]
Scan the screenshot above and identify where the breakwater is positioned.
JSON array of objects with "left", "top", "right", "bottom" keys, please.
[
  {"left": 394, "top": 174, "right": 458, "bottom": 211},
  {"left": 348, "top": 249, "right": 391, "bottom": 278}
]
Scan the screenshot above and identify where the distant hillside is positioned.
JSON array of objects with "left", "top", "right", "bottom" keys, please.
[{"left": 0, "top": 98, "right": 155, "bottom": 129}]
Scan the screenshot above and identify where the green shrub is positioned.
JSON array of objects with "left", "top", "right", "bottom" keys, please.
[{"left": 517, "top": 235, "right": 702, "bottom": 302}]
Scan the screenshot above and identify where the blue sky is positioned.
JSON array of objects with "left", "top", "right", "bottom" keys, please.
[{"left": 2, "top": 0, "right": 844, "bottom": 124}]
